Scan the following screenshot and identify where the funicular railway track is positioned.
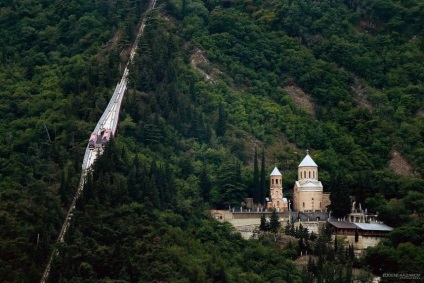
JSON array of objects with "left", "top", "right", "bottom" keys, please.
[{"left": 40, "top": 0, "right": 157, "bottom": 281}]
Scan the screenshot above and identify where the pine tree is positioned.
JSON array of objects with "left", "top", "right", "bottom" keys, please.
[
  {"left": 329, "top": 173, "right": 351, "bottom": 218},
  {"left": 216, "top": 102, "right": 227, "bottom": 137},
  {"left": 199, "top": 163, "right": 212, "bottom": 202},
  {"left": 307, "top": 256, "right": 315, "bottom": 273},
  {"left": 345, "top": 265, "right": 353, "bottom": 283},
  {"left": 83, "top": 170, "right": 95, "bottom": 202},
  {"left": 290, "top": 222, "right": 295, "bottom": 236},
  {"left": 146, "top": 175, "right": 161, "bottom": 209},
  {"left": 354, "top": 228, "right": 359, "bottom": 243},
  {"left": 59, "top": 169, "right": 69, "bottom": 206},
  {"left": 128, "top": 154, "right": 144, "bottom": 202},
  {"left": 217, "top": 158, "right": 245, "bottom": 207},
  {"left": 259, "top": 149, "right": 266, "bottom": 205},
  {"left": 349, "top": 244, "right": 355, "bottom": 260},
  {"left": 337, "top": 268, "right": 344, "bottom": 283},
  {"left": 269, "top": 210, "right": 280, "bottom": 233},
  {"left": 285, "top": 221, "right": 291, "bottom": 235},
  {"left": 317, "top": 254, "right": 323, "bottom": 275},
  {"left": 259, "top": 214, "right": 269, "bottom": 231},
  {"left": 335, "top": 236, "right": 338, "bottom": 252},
  {"left": 163, "top": 162, "right": 176, "bottom": 209},
  {"left": 252, "top": 147, "right": 260, "bottom": 204}
]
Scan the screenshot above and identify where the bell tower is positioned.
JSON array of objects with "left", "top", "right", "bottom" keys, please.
[{"left": 269, "top": 167, "right": 287, "bottom": 211}]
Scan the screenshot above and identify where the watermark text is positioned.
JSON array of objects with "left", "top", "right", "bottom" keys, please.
[{"left": 382, "top": 273, "right": 421, "bottom": 280}]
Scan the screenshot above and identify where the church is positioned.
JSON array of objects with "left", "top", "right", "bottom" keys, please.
[{"left": 267, "top": 151, "right": 330, "bottom": 212}]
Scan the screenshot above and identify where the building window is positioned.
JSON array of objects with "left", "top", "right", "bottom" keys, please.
[
  {"left": 272, "top": 179, "right": 274, "bottom": 185},
  {"left": 313, "top": 171, "right": 315, "bottom": 178},
  {"left": 320, "top": 202, "right": 321, "bottom": 208},
  {"left": 312, "top": 198, "right": 314, "bottom": 201},
  {"left": 309, "top": 171, "right": 311, "bottom": 178},
  {"left": 302, "top": 202, "right": 305, "bottom": 208}
]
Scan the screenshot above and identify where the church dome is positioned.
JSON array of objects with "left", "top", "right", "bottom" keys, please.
[{"left": 298, "top": 153, "right": 318, "bottom": 167}]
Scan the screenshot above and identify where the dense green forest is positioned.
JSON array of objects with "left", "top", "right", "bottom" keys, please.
[{"left": 1, "top": 0, "right": 423, "bottom": 281}]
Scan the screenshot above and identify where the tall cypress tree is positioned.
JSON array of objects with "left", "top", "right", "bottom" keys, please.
[
  {"left": 216, "top": 102, "right": 227, "bottom": 137},
  {"left": 269, "top": 210, "right": 280, "bottom": 233},
  {"left": 199, "top": 163, "right": 212, "bottom": 202},
  {"left": 147, "top": 160, "right": 161, "bottom": 209},
  {"left": 329, "top": 173, "right": 351, "bottom": 218},
  {"left": 259, "top": 214, "right": 269, "bottom": 231},
  {"left": 355, "top": 228, "right": 359, "bottom": 243},
  {"left": 59, "top": 169, "right": 69, "bottom": 206},
  {"left": 259, "top": 149, "right": 266, "bottom": 206},
  {"left": 252, "top": 148, "right": 259, "bottom": 204},
  {"left": 164, "top": 162, "right": 176, "bottom": 209}
]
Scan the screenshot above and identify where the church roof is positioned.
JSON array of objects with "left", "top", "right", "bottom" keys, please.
[
  {"left": 354, "top": 223, "right": 393, "bottom": 232},
  {"left": 270, "top": 167, "right": 282, "bottom": 176},
  {"left": 298, "top": 154, "right": 318, "bottom": 167},
  {"left": 328, "top": 220, "right": 357, "bottom": 229},
  {"left": 295, "top": 180, "right": 323, "bottom": 189},
  {"left": 301, "top": 181, "right": 320, "bottom": 187},
  {"left": 328, "top": 221, "right": 393, "bottom": 231}
]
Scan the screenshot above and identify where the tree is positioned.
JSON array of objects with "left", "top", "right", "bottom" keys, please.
[
  {"left": 216, "top": 102, "right": 227, "bottom": 137},
  {"left": 252, "top": 147, "right": 260, "bottom": 204},
  {"left": 199, "top": 163, "right": 212, "bottom": 202},
  {"left": 329, "top": 173, "right": 351, "bottom": 218},
  {"left": 354, "top": 228, "right": 359, "bottom": 243},
  {"left": 334, "top": 235, "right": 338, "bottom": 252},
  {"left": 378, "top": 198, "right": 409, "bottom": 227},
  {"left": 215, "top": 158, "right": 246, "bottom": 207},
  {"left": 259, "top": 214, "right": 269, "bottom": 231},
  {"left": 364, "top": 245, "right": 399, "bottom": 275},
  {"left": 269, "top": 210, "right": 280, "bottom": 233},
  {"left": 259, "top": 149, "right": 266, "bottom": 206},
  {"left": 59, "top": 168, "right": 69, "bottom": 206},
  {"left": 348, "top": 244, "right": 355, "bottom": 260}
]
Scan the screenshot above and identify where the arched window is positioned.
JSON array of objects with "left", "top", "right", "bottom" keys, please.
[
  {"left": 302, "top": 202, "right": 305, "bottom": 208},
  {"left": 272, "top": 179, "right": 274, "bottom": 185},
  {"left": 309, "top": 171, "right": 311, "bottom": 178},
  {"left": 313, "top": 171, "right": 315, "bottom": 178}
]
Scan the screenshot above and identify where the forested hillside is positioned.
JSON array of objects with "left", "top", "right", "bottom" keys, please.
[
  {"left": 1, "top": 0, "right": 423, "bottom": 281},
  {"left": 0, "top": 0, "right": 149, "bottom": 280}
]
